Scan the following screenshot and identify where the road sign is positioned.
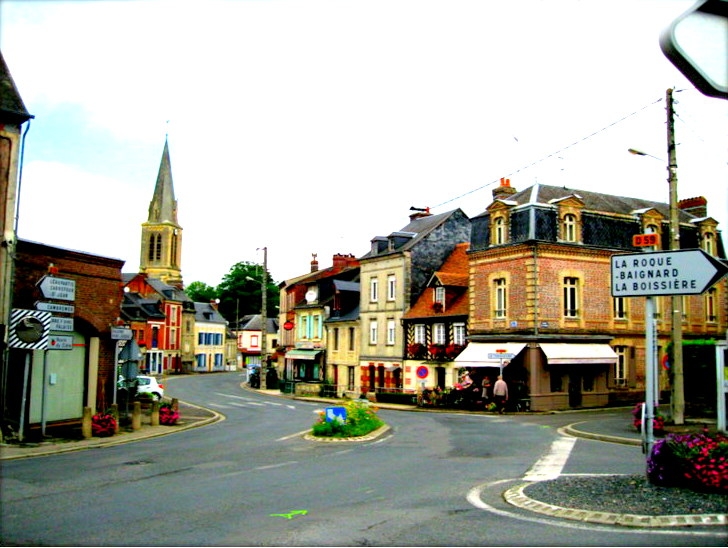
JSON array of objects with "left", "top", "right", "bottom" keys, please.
[
  {"left": 49, "top": 335, "right": 73, "bottom": 350},
  {"left": 632, "top": 233, "right": 659, "bottom": 247},
  {"left": 325, "top": 406, "right": 347, "bottom": 424},
  {"left": 37, "top": 276, "right": 76, "bottom": 301},
  {"left": 611, "top": 249, "right": 728, "bottom": 297},
  {"left": 487, "top": 353, "right": 515, "bottom": 360},
  {"left": 50, "top": 316, "right": 74, "bottom": 332},
  {"left": 9, "top": 309, "right": 51, "bottom": 350},
  {"left": 36, "top": 301, "right": 75, "bottom": 314},
  {"left": 111, "top": 327, "right": 133, "bottom": 340}
]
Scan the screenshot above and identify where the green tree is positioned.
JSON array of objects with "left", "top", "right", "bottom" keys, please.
[
  {"left": 216, "top": 261, "right": 279, "bottom": 325},
  {"left": 185, "top": 281, "right": 218, "bottom": 303}
]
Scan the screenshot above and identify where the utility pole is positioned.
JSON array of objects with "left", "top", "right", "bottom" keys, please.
[
  {"left": 666, "top": 88, "right": 684, "bottom": 425},
  {"left": 259, "top": 246, "right": 267, "bottom": 390}
]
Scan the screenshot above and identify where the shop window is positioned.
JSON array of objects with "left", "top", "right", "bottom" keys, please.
[
  {"left": 582, "top": 372, "right": 595, "bottom": 392},
  {"left": 550, "top": 369, "right": 563, "bottom": 392}
]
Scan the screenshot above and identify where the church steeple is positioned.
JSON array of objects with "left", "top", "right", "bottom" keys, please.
[{"left": 139, "top": 139, "right": 183, "bottom": 287}]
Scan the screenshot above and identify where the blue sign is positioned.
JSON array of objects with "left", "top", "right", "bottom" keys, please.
[{"left": 325, "top": 406, "right": 347, "bottom": 424}]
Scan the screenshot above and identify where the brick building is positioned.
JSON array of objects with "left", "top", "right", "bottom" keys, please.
[
  {"left": 456, "top": 178, "right": 726, "bottom": 411},
  {"left": 7, "top": 240, "right": 124, "bottom": 437}
]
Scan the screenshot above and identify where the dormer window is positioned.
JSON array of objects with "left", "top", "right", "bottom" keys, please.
[
  {"left": 703, "top": 232, "right": 715, "bottom": 256},
  {"left": 563, "top": 214, "right": 577, "bottom": 242},
  {"left": 493, "top": 216, "right": 505, "bottom": 245},
  {"left": 434, "top": 286, "right": 445, "bottom": 304}
]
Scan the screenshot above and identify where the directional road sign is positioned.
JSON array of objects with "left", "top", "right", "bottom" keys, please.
[
  {"left": 611, "top": 249, "right": 728, "bottom": 297},
  {"left": 487, "top": 353, "right": 515, "bottom": 360},
  {"left": 37, "top": 276, "right": 76, "bottom": 301}
]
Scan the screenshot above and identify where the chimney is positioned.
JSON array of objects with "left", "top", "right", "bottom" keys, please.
[
  {"left": 493, "top": 177, "right": 517, "bottom": 200},
  {"left": 678, "top": 196, "right": 708, "bottom": 218},
  {"left": 409, "top": 206, "right": 432, "bottom": 221},
  {"left": 310, "top": 253, "right": 319, "bottom": 272},
  {"left": 332, "top": 253, "right": 359, "bottom": 269}
]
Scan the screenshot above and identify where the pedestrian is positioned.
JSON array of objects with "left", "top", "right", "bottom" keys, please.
[{"left": 493, "top": 375, "right": 508, "bottom": 414}]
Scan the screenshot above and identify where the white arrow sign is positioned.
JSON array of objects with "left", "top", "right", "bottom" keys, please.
[
  {"left": 611, "top": 249, "right": 728, "bottom": 297},
  {"left": 38, "top": 276, "right": 76, "bottom": 301}
]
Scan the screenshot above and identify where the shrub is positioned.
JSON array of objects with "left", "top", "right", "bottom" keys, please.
[
  {"left": 648, "top": 429, "right": 728, "bottom": 493},
  {"left": 311, "top": 400, "right": 384, "bottom": 438},
  {"left": 375, "top": 392, "right": 416, "bottom": 405}
]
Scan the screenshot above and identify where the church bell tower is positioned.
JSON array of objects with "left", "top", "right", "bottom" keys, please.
[{"left": 139, "top": 139, "right": 183, "bottom": 287}]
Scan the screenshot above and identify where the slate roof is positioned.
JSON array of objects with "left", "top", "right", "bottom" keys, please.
[
  {"left": 240, "top": 314, "right": 279, "bottom": 334},
  {"left": 193, "top": 302, "right": 227, "bottom": 324},
  {"left": 0, "top": 51, "right": 32, "bottom": 123},
  {"left": 121, "top": 292, "right": 165, "bottom": 321},
  {"left": 474, "top": 183, "right": 697, "bottom": 224},
  {"left": 361, "top": 209, "right": 467, "bottom": 258}
]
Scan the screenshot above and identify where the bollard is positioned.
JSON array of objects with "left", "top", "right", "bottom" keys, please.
[
  {"left": 151, "top": 401, "right": 159, "bottom": 426},
  {"left": 110, "top": 403, "right": 120, "bottom": 434},
  {"left": 172, "top": 397, "right": 179, "bottom": 412},
  {"left": 132, "top": 401, "right": 141, "bottom": 430},
  {"left": 82, "top": 407, "right": 92, "bottom": 439}
]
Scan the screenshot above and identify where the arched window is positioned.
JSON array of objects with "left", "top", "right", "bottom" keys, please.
[
  {"left": 494, "top": 217, "right": 505, "bottom": 245},
  {"left": 703, "top": 232, "right": 715, "bottom": 256},
  {"left": 563, "top": 214, "right": 577, "bottom": 242}
]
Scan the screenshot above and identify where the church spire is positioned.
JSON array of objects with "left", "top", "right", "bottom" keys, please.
[
  {"left": 148, "top": 138, "right": 178, "bottom": 224},
  {"left": 139, "top": 139, "right": 183, "bottom": 287}
]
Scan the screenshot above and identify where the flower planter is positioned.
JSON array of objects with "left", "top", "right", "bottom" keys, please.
[
  {"left": 159, "top": 405, "right": 179, "bottom": 425},
  {"left": 91, "top": 413, "right": 117, "bottom": 437}
]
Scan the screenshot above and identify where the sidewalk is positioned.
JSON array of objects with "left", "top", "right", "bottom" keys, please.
[{"left": 0, "top": 399, "right": 222, "bottom": 460}]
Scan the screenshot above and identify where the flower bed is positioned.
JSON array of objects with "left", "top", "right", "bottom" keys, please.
[
  {"left": 311, "top": 400, "right": 384, "bottom": 438},
  {"left": 648, "top": 429, "right": 728, "bottom": 493},
  {"left": 159, "top": 403, "right": 180, "bottom": 425},
  {"left": 631, "top": 402, "right": 665, "bottom": 435},
  {"left": 91, "top": 412, "right": 117, "bottom": 437}
]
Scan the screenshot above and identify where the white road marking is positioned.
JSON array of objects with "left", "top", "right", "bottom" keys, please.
[{"left": 523, "top": 436, "right": 577, "bottom": 481}]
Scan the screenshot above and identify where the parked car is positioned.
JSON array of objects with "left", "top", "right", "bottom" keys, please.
[{"left": 118, "top": 375, "right": 165, "bottom": 401}]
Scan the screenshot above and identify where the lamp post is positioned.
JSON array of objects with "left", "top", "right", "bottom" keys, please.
[
  {"left": 258, "top": 247, "right": 267, "bottom": 390},
  {"left": 628, "top": 89, "right": 684, "bottom": 425}
]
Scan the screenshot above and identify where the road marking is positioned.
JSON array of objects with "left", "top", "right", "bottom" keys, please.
[{"left": 523, "top": 436, "right": 576, "bottom": 481}]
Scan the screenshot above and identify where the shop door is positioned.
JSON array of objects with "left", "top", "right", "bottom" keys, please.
[{"left": 568, "top": 369, "right": 582, "bottom": 408}]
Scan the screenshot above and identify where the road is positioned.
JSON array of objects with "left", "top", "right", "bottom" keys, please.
[{"left": 0, "top": 372, "right": 724, "bottom": 546}]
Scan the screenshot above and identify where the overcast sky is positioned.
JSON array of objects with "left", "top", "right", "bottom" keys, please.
[{"left": 2, "top": 0, "right": 726, "bottom": 287}]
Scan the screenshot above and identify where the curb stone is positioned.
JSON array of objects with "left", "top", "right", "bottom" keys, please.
[{"left": 503, "top": 481, "right": 727, "bottom": 528}]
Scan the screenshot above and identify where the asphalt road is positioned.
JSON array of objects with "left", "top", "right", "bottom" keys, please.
[{"left": 0, "top": 372, "right": 724, "bottom": 546}]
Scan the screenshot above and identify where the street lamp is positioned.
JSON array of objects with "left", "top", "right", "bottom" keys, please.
[
  {"left": 258, "top": 247, "right": 268, "bottom": 390},
  {"left": 628, "top": 88, "right": 684, "bottom": 425}
]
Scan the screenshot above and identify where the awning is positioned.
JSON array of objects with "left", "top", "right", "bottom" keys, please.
[
  {"left": 285, "top": 349, "right": 322, "bottom": 361},
  {"left": 539, "top": 343, "right": 617, "bottom": 365},
  {"left": 453, "top": 342, "right": 527, "bottom": 366}
]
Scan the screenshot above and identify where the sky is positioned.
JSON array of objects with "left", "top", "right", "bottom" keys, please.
[{"left": 2, "top": 0, "right": 726, "bottom": 287}]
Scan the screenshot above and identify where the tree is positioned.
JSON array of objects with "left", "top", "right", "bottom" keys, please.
[
  {"left": 185, "top": 281, "right": 217, "bottom": 303},
  {"left": 215, "top": 261, "right": 279, "bottom": 325}
]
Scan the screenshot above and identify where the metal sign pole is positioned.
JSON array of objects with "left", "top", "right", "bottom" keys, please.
[
  {"left": 644, "top": 296, "right": 656, "bottom": 458},
  {"left": 717, "top": 341, "right": 727, "bottom": 433}
]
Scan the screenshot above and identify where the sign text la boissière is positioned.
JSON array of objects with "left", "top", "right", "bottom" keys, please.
[{"left": 611, "top": 249, "right": 728, "bottom": 298}]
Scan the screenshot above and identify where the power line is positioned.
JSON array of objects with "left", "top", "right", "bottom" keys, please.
[{"left": 434, "top": 96, "right": 665, "bottom": 209}]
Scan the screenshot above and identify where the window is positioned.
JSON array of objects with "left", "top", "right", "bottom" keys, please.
[
  {"left": 434, "top": 286, "right": 445, "bottom": 304},
  {"left": 152, "top": 326, "right": 159, "bottom": 348},
  {"left": 706, "top": 288, "right": 717, "bottom": 322},
  {"left": 333, "top": 328, "right": 339, "bottom": 351},
  {"left": 550, "top": 367, "right": 563, "bottom": 392},
  {"left": 494, "top": 278, "right": 507, "bottom": 318},
  {"left": 312, "top": 314, "right": 322, "bottom": 339},
  {"left": 582, "top": 372, "right": 594, "bottom": 392},
  {"left": 370, "top": 277, "right": 379, "bottom": 303},
  {"left": 563, "top": 277, "right": 579, "bottom": 318},
  {"left": 387, "top": 275, "right": 396, "bottom": 301},
  {"left": 494, "top": 216, "right": 505, "bottom": 244},
  {"left": 414, "top": 324, "right": 426, "bottom": 344},
  {"left": 386, "top": 319, "right": 396, "bottom": 345},
  {"left": 250, "top": 334, "right": 259, "bottom": 349},
  {"left": 433, "top": 323, "right": 446, "bottom": 345},
  {"left": 348, "top": 327, "right": 355, "bottom": 351},
  {"left": 453, "top": 323, "right": 466, "bottom": 346},
  {"left": 563, "top": 214, "right": 577, "bottom": 242},
  {"left": 613, "top": 297, "right": 627, "bottom": 320},
  {"left": 169, "top": 327, "right": 177, "bottom": 349},
  {"left": 347, "top": 366, "right": 356, "bottom": 391},
  {"left": 645, "top": 224, "right": 660, "bottom": 250},
  {"left": 369, "top": 320, "right": 378, "bottom": 345},
  {"left": 614, "top": 346, "right": 628, "bottom": 386},
  {"left": 703, "top": 232, "right": 714, "bottom": 255},
  {"left": 148, "top": 233, "right": 162, "bottom": 262},
  {"left": 299, "top": 315, "right": 309, "bottom": 339}
]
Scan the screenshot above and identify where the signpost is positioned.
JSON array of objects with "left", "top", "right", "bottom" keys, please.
[
  {"left": 37, "top": 276, "right": 76, "bottom": 301},
  {"left": 487, "top": 350, "right": 515, "bottom": 375},
  {"left": 611, "top": 249, "right": 728, "bottom": 456},
  {"left": 325, "top": 406, "right": 347, "bottom": 424},
  {"left": 611, "top": 248, "right": 728, "bottom": 297}
]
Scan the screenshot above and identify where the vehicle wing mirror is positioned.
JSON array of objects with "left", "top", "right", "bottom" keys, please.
[{"left": 660, "top": 0, "right": 727, "bottom": 100}]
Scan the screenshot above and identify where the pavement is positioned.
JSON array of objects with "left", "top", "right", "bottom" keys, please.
[{"left": 1, "top": 388, "right": 724, "bottom": 530}]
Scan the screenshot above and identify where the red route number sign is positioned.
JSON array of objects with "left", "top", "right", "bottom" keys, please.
[{"left": 632, "top": 233, "right": 659, "bottom": 247}]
